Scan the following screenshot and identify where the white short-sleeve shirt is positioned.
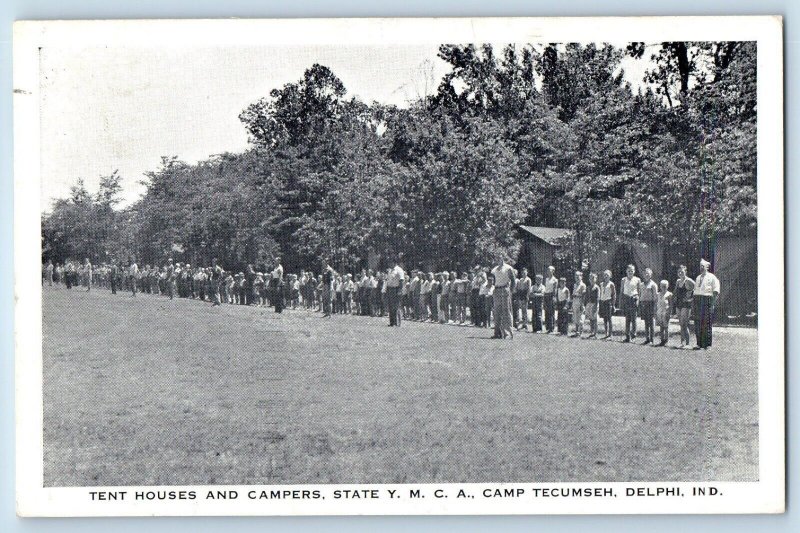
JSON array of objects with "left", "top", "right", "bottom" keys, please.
[
  {"left": 386, "top": 265, "right": 406, "bottom": 287},
  {"left": 694, "top": 272, "right": 721, "bottom": 296},
  {"left": 622, "top": 276, "right": 641, "bottom": 298}
]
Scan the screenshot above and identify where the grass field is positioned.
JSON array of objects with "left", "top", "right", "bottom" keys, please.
[{"left": 42, "top": 286, "right": 758, "bottom": 486}]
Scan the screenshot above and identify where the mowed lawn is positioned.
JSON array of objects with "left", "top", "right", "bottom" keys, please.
[{"left": 42, "top": 287, "right": 758, "bottom": 486}]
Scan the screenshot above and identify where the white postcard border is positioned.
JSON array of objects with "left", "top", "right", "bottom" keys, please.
[{"left": 14, "top": 15, "right": 784, "bottom": 516}]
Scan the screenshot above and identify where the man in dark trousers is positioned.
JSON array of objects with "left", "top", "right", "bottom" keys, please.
[
  {"left": 271, "top": 258, "right": 285, "bottom": 313},
  {"left": 693, "top": 258, "right": 721, "bottom": 349},
  {"left": 210, "top": 258, "right": 222, "bottom": 306},
  {"left": 321, "top": 262, "right": 335, "bottom": 317},
  {"left": 110, "top": 260, "right": 120, "bottom": 294},
  {"left": 386, "top": 257, "right": 406, "bottom": 326},
  {"left": 245, "top": 264, "right": 256, "bottom": 306}
]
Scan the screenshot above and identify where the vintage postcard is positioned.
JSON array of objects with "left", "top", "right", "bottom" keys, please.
[{"left": 14, "top": 16, "right": 784, "bottom": 516}]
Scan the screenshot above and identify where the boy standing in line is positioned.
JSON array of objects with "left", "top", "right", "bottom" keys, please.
[
  {"left": 419, "top": 273, "right": 431, "bottom": 321},
  {"left": 429, "top": 272, "right": 440, "bottom": 322},
  {"left": 483, "top": 274, "right": 495, "bottom": 329},
  {"left": 640, "top": 268, "right": 659, "bottom": 345},
  {"left": 458, "top": 272, "right": 469, "bottom": 324},
  {"left": 439, "top": 272, "right": 450, "bottom": 324},
  {"left": 656, "top": 280, "right": 673, "bottom": 346},
  {"left": 556, "top": 277, "right": 570, "bottom": 335},
  {"left": 619, "top": 265, "right": 641, "bottom": 342},
  {"left": 478, "top": 271, "right": 490, "bottom": 327},
  {"left": 599, "top": 270, "right": 616, "bottom": 339},
  {"left": 470, "top": 267, "right": 482, "bottom": 326},
  {"left": 674, "top": 265, "right": 695, "bottom": 348},
  {"left": 571, "top": 271, "right": 586, "bottom": 337},
  {"left": 584, "top": 272, "right": 600, "bottom": 338},
  {"left": 449, "top": 272, "right": 459, "bottom": 323},
  {"left": 543, "top": 266, "right": 558, "bottom": 333},
  {"left": 530, "top": 274, "right": 545, "bottom": 333},
  {"left": 514, "top": 267, "right": 532, "bottom": 331}
]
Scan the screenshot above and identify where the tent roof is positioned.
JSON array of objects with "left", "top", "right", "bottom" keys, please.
[{"left": 519, "top": 225, "right": 573, "bottom": 245}]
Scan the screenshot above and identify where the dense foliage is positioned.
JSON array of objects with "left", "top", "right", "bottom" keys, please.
[{"left": 42, "top": 42, "right": 757, "bottom": 272}]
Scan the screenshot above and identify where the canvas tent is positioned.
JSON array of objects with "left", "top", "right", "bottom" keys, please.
[
  {"left": 700, "top": 235, "right": 758, "bottom": 318},
  {"left": 516, "top": 226, "right": 573, "bottom": 278},
  {"left": 517, "top": 225, "right": 757, "bottom": 319}
]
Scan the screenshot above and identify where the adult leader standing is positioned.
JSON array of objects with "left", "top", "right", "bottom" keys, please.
[
  {"left": 491, "top": 253, "right": 516, "bottom": 339},
  {"left": 386, "top": 257, "right": 406, "bottom": 327},
  {"left": 321, "top": 261, "right": 335, "bottom": 317},
  {"left": 271, "top": 258, "right": 285, "bottom": 313},
  {"left": 693, "top": 258, "right": 721, "bottom": 350}
]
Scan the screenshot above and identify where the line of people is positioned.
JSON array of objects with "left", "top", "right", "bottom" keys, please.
[{"left": 43, "top": 255, "right": 721, "bottom": 349}]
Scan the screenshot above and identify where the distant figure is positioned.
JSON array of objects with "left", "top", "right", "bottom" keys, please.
[
  {"left": 64, "top": 261, "right": 74, "bottom": 289},
  {"left": 127, "top": 259, "right": 139, "bottom": 296},
  {"left": 321, "top": 262, "right": 335, "bottom": 317},
  {"left": 210, "top": 258, "right": 222, "bottom": 306},
  {"left": 385, "top": 258, "right": 406, "bottom": 327},
  {"left": 271, "top": 259, "right": 285, "bottom": 312},
  {"left": 110, "top": 261, "right": 120, "bottom": 294},
  {"left": 168, "top": 259, "right": 178, "bottom": 300},
  {"left": 44, "top": 260, "right": 54, "bottom": 286},
  {"left": 82, "top": 258, "right": 93, "bottom": 291}
]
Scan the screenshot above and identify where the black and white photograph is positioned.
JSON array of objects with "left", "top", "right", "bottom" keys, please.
[{"left": 14, "top": 17, "right": 784, "bottom": 515}]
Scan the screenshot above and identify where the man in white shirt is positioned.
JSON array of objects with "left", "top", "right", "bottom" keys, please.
[
  {"left": 127, "top": 259, "right": 139, "bottom": 296},
  {"left": 271, "top": 258, "right": 284, "bottom": 283},
  {"left": 386, "top": 259, "right": 406, "bottom": 326},
  {"left": 82, "top": 258, "right": 93, "bottom": 291},
  {"left": 490, "top": 253, "right": 516, "bottom": 339},
  {"left": 694, "top": 258, "right": 721, "bottom": 349}
]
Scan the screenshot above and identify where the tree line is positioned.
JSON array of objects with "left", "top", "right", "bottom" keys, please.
[{"left": 42, "top": 41, "right": 757, "bottom": 274}]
